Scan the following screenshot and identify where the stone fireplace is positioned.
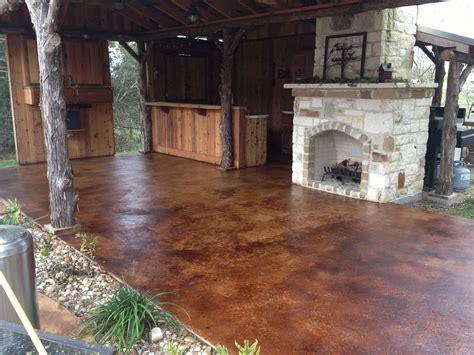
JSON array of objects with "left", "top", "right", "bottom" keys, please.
[
  {"left": 284, "top": 7, "right": 437, "bottom": 203},
  {"left": 285, "top": 83, "right": 436, "bottom": 202}
]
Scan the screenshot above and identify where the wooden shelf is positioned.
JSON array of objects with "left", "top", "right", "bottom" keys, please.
[{"left": 24, "top": 86, "right": 113, "bottom": 105}]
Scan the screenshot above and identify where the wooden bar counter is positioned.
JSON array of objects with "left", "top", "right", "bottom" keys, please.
[{"left": 146, "top": 102, "right": 267, "bottom": 168}]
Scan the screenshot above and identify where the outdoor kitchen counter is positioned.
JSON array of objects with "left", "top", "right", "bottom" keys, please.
[{"left": 146, "top": 102, "right": 267, "bottom": 168}]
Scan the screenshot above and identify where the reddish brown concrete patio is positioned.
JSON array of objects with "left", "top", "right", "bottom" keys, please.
[{"left": 1, "top": 153, "right": 474, "bottom": 353}]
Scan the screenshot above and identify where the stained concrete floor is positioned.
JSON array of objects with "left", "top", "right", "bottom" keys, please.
[{"left": 1, "top": 153, "right": 474, "bottom": 353}]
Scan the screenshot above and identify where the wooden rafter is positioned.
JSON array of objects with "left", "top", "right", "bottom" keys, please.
[
  {"left": 0, "top": 0, "right": 444, "bottom": 40},
  {"left": 153, "top": 1, "right": 189, "bottom": 25},
  {"left": 126, "top": 3, "right": 174, "bottom": 28},
  {"left": 238, "top": 0, "right": 261, "bottom": 14},
  {"left": 141, "top": 0, "right": 441, "bottom": 40},
  {"left": 202, "top": 0, "right": 233, "bottom": 18}
]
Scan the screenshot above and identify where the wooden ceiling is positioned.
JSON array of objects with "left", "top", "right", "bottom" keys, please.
[{"left": 0, "top": 0, "right": 442, "bottom": 41}]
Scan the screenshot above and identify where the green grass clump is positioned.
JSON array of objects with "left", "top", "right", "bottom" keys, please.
[
  {"left": 445, "top": 198, "right": 474, "bottom": 219},
  {"left": 79, "top": 285, "right": 182, "bottom": 353},
  {"left": 76, "top": 232, "right": 98, "bottom": 256},
  {"left": 164, "top": 341, "right": 185, "bottom": 355},
  {"left": 0, "top": 160, "right": 17, "bottom": 168},
  {"left": 0, "top": 199, "right": 22, "bottom": 225},
  {"left": 216, "top": 340, "right": 261, "bottom": 355}
]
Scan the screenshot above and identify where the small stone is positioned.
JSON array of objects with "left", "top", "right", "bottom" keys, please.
[{"left": 150, "top": 327, "right": 163, "bottom": 343}]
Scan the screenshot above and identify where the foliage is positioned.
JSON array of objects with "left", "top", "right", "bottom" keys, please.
[
  {"left": 295, "top": 75, "right": 408, "bottom": 85},
  {"left": 0, "top": 35, "right": 15, "bottom": 161},
  {"left": 412, "top": 46, "right": 435, "bottom": 84},
  {"left": 79, "top": 285, "right": 182, "bottom": 353},
  {"left": 164, "top": 341, "right": 185, "bottom": 355},
  {"left": 75, "top": 232, "right": 97, "bottom": 256},
  {"left": 445, "top": 198, "right": 474, "bottom": 219},
  {"left": 235, "top": 340, "right": 261, "bottom": 355},
  {"left": 39, "top": 236, "right": 53, "bottom": 259},
  {"left": 415, "top": 198, "right": 474, "bottom": 220},
  {"left": 215, "top": 340, "right": 261, "bottom": 355},
  {"left": 0, "top": 160, "right": 16, "bottom": 167},
  {"left": 109, "top": 41, "right": 141, "bottom": 153},
  {"left": 0, "top": 199, "right": 22, "bottom": 225},
  {"left": 216, "top": 344, "right": 230, "bottom": 355}
]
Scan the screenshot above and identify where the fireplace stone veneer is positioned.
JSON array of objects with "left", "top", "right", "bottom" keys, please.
[{"left": 284, "top": 83, "right": 437, "bottom": 203}]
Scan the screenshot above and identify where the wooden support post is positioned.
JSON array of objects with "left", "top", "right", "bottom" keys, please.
[
  {"left": 212, "top": 28, "right": 246, "bottom": 169},
  {"left": 432, "top": 46, "right": 445, "bottom": 107},
  {"left": 435, "top": 58, "right": 461, "bottom": 196},
  {"left": 119, "top": 41, "right": 154, "bottom": 153},
  {"left": 25, "top": 0, "right": 78, "bottom": 228}
]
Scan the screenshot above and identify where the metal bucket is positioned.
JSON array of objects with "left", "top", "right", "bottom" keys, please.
[{"left": 0, "top": 225, "right": 39, "bottom": 328}]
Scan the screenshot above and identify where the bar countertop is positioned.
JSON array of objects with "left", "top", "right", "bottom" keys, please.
[{"left": 145, "top": 101, "right": 245, "bottom": 110}]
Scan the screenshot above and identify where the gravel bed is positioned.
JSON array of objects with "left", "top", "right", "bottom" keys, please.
[{"left": 26, "top": 224, "right": 214, "bottom": 355}]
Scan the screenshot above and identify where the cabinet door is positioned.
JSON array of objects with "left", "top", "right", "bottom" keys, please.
[
  {"left": 25, "top": 38, "right": 40, "bottom": 85},
  {"left": 62, "top": 39, "right": 107, "bottom": 85}
]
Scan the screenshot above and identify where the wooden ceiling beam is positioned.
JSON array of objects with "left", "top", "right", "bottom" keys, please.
[
  {"left": 153, "top": 2, "right": 190, "bottom": 25},
  {"left": 129, "top": 2, "right": 177, "bottom": 28},
  {"left": 202, "top": 0, "right": 233, "bottom": 18},
  {"left": 0, "top": 21, "right": 139, "bottom": 41},
  {"left": 238, "top": 0, "right": 261, "bottom": 14},
  {"left": 141, "top": 0, "right": 442, "bottom": 40},
  {"left": 171, "top": 0, "right": 215, "bottom": 23}
]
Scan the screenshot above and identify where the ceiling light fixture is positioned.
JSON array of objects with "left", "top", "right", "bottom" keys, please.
[{"left": 186, "top": 1, "right": 201, "bottom": 23}]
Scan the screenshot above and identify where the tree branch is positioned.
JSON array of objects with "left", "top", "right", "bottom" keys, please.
[
  {"left": 45, "top": 0, "right": 61, "bottom": 33},
  {"left": 229, "top": 27, "right": 247, "bottom": 54},
  {"left": 119, "top": 41, "right": 140, "bottom": 62},
  {"left": 460, "top": 64, "right": 473, "bottom": 91}
]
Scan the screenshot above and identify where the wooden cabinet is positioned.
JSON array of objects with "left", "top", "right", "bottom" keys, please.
[
  {"left": 148, "top": 102, "right": 267, "bottom": 168},
  {"left": 23, "top": 37, "right": 110, "bottom": 86},
  {"left": 7, "top": 34, "right": 115, "bottom": 165},
  {"left": 62, "top": 39, "right": 110, "bottom": 86}
]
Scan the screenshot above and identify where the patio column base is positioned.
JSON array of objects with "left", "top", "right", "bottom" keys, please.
[{"left": 44, "top": 223, "right": 82, "bottom": 237}]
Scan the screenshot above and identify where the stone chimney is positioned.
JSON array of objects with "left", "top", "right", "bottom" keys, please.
[{"left": 313, "top": 7, "right": 417, "bottom": 81}]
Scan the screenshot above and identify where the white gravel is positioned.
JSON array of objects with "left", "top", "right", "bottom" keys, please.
[{"left": 27, "top": 225, "right": 214, "bottom": 355}]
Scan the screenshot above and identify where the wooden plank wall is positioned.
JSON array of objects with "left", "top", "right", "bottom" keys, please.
[
  {"left": 149, "top": 30, "right": 314, "bottom": 153},
  {"left": 6, "top": 34, "right": 115, "bottom": 165}
]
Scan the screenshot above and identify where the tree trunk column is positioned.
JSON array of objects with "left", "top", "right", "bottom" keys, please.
[
  {"left": 26, "top": 0, "right": 78, "bottom": 228},
  {"left": 138, "top": 42, "right": 152, "bottom": 153},
  {"left": 435, "top": 59, "right": 461, "bottom": 196},
  {"left": 219, "top": 29, "right": 234, "bottom": 169}
]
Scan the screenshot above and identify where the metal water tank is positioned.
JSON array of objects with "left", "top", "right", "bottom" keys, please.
[
  {"left": 453, "top": 161, "right": 471, "bottom": 192},
  {"left": 0, "top": 225, "right": 39, "bottom": 328}
]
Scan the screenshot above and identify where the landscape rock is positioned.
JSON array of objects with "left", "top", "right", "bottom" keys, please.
[{"left": 150, "top": 327, "right": 163, "bottom": 343}]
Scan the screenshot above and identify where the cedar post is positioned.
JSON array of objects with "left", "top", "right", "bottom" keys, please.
[
  {"left": 212, "top": 28, "right": 246, "bottom": 169},
  {"left": 435, "top": 58, "right": 461, "bottom": 196},
  {"left": 119, "top": 41, "right": 154, "bottom": 153},
  {"left": 25, "top": 0, "right": 78, "bottom": 228},
  {"left": 138, "top": 42, "right": 152, "bottom": 153}
]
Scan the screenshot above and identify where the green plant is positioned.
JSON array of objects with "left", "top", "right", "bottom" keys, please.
[
  {"left": 76, "top": 232, "right": 97, "bottom": 256},
  {"left": 216, "top": 340, "right": 261, "bottom": 355},
  {"left": 216, "top": 344, "right": 230, "bottom": 355},
  {"left": 0, "top": 199, "right": 22, "bottom": 225},
  {"left": 235, "top": 340, "right": 260, "bottom": 355},
  {"left": 39, "top": 236, "right": 53, "bottom": 259},
  {"left": 79, "top": 285, "right": 183, "bottom": 353},
  {"left": 164, "top": 341, "right": 185, "bottom": 355}
]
